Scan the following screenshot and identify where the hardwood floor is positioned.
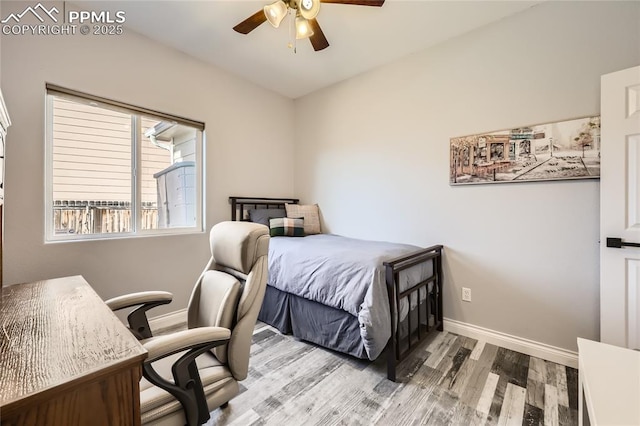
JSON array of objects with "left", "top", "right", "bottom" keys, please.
[{"left": 200, "top": 323, "right": 578, "bottom": 426}]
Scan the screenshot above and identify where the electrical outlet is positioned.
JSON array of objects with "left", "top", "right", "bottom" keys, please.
[{"left": 462, "top": 287, "right": 472, "bottom": 302}]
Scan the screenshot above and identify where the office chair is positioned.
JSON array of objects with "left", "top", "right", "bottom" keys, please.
[{"left": 106, "top": 221, "right": 269, "bottom": 425}]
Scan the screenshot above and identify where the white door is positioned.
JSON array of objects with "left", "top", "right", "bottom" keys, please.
[{"left": 601, "top": 65, "right": 640, "bottom": 349}]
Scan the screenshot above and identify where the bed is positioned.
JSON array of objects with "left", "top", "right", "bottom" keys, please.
[{"left": 229, "top": 196, "right": 443, "bottom": 381}]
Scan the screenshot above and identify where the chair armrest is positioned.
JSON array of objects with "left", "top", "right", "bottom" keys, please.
[
  {"left": 141, "top": 327, "right": 231, "bottom": 426},
  {"left": 105, "top": 291, "right": 173, "bottom": 311},
  {"left": 105, "top": 291, "right": 173, "bottom": 340},
  {"left": 143, "top": 327, "right": 231, "bottom": 362}
]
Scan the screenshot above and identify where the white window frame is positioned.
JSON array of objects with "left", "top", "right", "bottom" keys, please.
[{"left": 44, "top": 85, "right": 205, "bottom": 242}]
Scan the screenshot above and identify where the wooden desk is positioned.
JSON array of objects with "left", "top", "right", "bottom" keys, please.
[
  {"left": 577, "top": 338, "right": 640, "bottom": 426},
  {"left": 0, "top": 276, "right": 147, "bottom": 425}
]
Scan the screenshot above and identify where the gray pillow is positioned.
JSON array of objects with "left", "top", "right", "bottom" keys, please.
[{"left": 248, "top": 209, "right": 286, "bottom": 227}]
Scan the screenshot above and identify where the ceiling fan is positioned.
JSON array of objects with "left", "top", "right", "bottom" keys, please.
[{"left": 233, "top": 0, "right": 385, "bottom": 52}]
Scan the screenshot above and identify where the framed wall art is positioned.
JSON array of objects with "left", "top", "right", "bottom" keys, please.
[{"left": 450, "top": 115, "right": 600, "bottom": 185}]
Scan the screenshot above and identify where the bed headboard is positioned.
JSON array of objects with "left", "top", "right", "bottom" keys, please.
[{"left": 229, "top": 196, "right": 299, "bottom": 221}]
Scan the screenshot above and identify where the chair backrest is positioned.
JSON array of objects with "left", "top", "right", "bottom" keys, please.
[{"left": 186, "top": 221, "right": 269, "bottom": 380}]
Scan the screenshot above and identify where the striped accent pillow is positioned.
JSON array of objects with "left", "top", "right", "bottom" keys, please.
[
  {"left": 285, "top": 203, "right": 321, "bottom": 235},
  {"left": 269, "top": 217, "right": 305, "bottom": 237}
]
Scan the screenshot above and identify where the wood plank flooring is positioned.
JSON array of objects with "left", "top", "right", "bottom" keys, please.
[{"left": 194, "top": 322, "right": 579, "bottom": 426}]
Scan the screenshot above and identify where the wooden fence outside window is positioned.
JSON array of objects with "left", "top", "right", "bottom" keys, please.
[{"left": 53, "top": 201, "right": 158, "bottom": 235}]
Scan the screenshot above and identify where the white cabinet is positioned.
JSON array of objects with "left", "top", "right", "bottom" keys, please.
[
  {"left": 578, "top": 338, "right": 640, "bottom": 425},
  {"left": 0, "top": 89, "right": 11, "bottom": 286},
  {"left": 0, "top": 89, "right": 10, "bottom": 207}
]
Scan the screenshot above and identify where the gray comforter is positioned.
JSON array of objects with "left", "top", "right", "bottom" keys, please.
[{"left": 267, "top": 234, "right": 430, "bottom": 360}]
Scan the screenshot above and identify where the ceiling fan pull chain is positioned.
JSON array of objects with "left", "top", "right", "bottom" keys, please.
[{"left": 288, "top": 8, "right": 296, "bottom": 53}]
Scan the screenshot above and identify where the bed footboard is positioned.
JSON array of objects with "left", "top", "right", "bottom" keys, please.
[{"left": 384, "top": 244, "right": 443, "bottom": 382}]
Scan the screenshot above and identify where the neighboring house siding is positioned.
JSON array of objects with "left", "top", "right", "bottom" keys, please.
[
  {"left": 140, "top": 117, "right": 172, "bottom": 204},
  {"left": 52, "top": 98, "right": 171, "bottom": 204},
  {"left": 173, "top": 132, "right": 197, "bottom": 163},
  {"left": 52, "top": 98, "right": 131, "bottom": 202}
]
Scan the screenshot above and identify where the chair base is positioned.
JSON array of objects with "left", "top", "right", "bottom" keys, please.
[{"left": 142, "top": 380, "right": 239, "bottom": 425}]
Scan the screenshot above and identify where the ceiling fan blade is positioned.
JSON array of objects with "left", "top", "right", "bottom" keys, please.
[
  {"left": 320, "top": 0, "right": 385, "bottom": 6},
  {"left": 308, "top": 19, "right": 330, "bottom": 51},
  {"left": 233, "top": 10, "right": 267, "bottom": 34}
]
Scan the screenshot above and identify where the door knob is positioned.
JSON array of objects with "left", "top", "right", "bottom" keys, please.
[{"left": 607, "top": 237, "right": 640, "bottom": 248}]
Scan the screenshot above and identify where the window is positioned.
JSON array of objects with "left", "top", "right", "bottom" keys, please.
[{"left": 45, "top": 85, "right": 204, "bottom": 241}]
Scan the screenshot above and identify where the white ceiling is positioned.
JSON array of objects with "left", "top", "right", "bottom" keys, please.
[{"left": 81, "top": 0, "right": 542, "bottom": 99}]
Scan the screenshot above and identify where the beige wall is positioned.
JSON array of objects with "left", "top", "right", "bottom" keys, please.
[
  {"left": 294, "top": 1, "right": 640, "bottom": 352},
  {"left": 1, "top": 18, "right": 295, "bottom": 313}
]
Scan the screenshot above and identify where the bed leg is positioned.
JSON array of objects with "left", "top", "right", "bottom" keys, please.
[
  {"left": 436, "top": 248, "right": 444, "bottom": 331},
  {"left": 387, "top": 340, "right": 397, "bottom": 382},
  {"left": 385, "top": 265, "right": 398, "bottom": 382}
]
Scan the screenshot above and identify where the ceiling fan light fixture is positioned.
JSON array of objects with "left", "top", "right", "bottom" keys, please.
[
  {"left": 295, "top": 16, "right": 314, "bottom": 39},
  {"left": 297, "top": 0, "right": 320, "bottom": 20},
  {"left": 264, "top": 0, "right": 288, "bottom": 28}
]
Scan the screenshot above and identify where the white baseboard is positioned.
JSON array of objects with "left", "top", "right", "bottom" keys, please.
[
  {"left": 149, "top": 308, "right": 187, "bottom": 331},
  {"left": 444, "top": 318, "right": 578, "bottom": 369},
  {"left": 148, "top": 311, "right": 578, "bottom": 367}
]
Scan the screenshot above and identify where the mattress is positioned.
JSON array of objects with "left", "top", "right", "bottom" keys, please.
[{"left": 264, "top": 234, "right": 433, "bottom": 360}]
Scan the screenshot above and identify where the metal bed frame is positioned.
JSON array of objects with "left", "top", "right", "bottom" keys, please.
[{"left": 229, "top": 196, "right": 443, "bottom": 381}]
